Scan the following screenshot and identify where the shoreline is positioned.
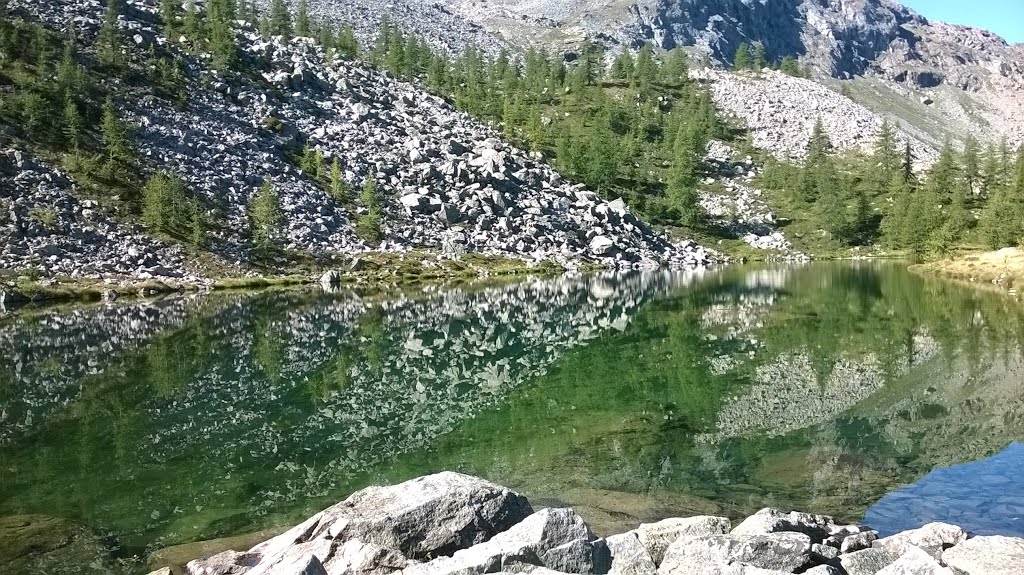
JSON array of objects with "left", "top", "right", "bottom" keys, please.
[
  {"left": 909, "top": 248, "right": 1024, "bottom": 299},
  {"left": 152, "top": 473, "right": 1019, "bottom": 575},
  {"left": 0, "top": 251, "right": 605, "bottom": 312}
]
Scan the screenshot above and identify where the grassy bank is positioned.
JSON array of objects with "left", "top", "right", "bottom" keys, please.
[
  {"left": 910, "top": 248, "right": 1024, "bottom": 294},
  {"left": 0, "top": 252, "right": 584, "bottom": 310}
]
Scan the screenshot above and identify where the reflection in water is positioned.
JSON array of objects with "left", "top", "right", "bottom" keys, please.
[
  {"left": 866, "top": 443, "right": 1024, "bottom": 537},
  {"left": 1, "top": 263, "right": 1024, "bottom": 573}
]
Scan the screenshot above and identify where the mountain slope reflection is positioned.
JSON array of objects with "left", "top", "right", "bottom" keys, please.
[{"left": 2, "top": 264, "right": 1024, "bottom": 569}]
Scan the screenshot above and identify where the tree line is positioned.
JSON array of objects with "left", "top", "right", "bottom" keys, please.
[{"left": 759, "top": 119, "right": 1024, "bottom": 253}]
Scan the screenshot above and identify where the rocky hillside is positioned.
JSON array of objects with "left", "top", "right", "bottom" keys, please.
[
  {"left": 1, "top": 0, "right": 713, "bottom": 284},
  {"left": 333, "top": 0, "right": 1023, "bottom": 149}
]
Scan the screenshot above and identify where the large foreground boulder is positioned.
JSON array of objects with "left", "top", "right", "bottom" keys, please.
[
  {"left": 403, "top": 508, "right": 601, "bottom": 575},
  {"left": 187, "top": 472, "right": 532, "bottom": 575},
  {"left": 658, "top": 533, "right": 813, "bottom": 575},
  {"left": 942, "top": 535, "right": 1024, "bottom": 574}
]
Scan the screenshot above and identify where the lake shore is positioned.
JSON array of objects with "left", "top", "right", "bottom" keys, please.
[
  {"left": 910, "top": 247, "right": 1024, "bottom": 295},
  {"left": 0, "top": 251, "right": 594, "bottom": 311},
  {"left": 152, "top": 472, "right": 1021, "bottom": 575}
]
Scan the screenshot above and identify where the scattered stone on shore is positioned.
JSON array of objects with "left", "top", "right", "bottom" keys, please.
[{"left": 174, "top": 472, "right": 1024, "bottom": 575}]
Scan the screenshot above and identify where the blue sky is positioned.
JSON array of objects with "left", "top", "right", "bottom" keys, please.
[{"left": 901, "top": 0, "right": 1024, "bottom": 44}]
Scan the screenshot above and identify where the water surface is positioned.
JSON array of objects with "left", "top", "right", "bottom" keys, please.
[{"left": 2, "top": 263, "right": 1024, "bottom": 573}]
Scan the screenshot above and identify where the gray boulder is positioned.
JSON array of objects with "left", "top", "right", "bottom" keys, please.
[
  {"left": 605, "top": 533, "right": 656, "bottom": 575},
  {"left": 943, "top": 535, "right": 1024, "bottom": 575},
  {"left": 541, "top": 538, "right": 610, "bottom": 574},
  {"left": 404, "top": 508, "right": 594, "bottom": 575},
  {"left": 189, "top": 473, "right": 532, "bottom": 575},
  {"left": 658, "top": 533, "right": 812, "bottom": 575},
  {"left": 730, "top": 508, "right": 837, "bottom": 544},
  {"left": 873, "top": 523, "right": 967, "bottom": 559},
  {"left": 840, "top": 547, "right": 901, "bottom": 575},
  {"left": 635, "top": 517, "right": 731, "bottom": 565},
  {"left": 875, "top": 545, "right": 958, "bottom": 574}
]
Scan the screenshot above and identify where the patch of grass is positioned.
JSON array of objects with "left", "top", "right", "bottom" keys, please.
[
  {"left": 28, "top": 206, "right": 58, "bottom": 229},
  {"left": 211, "top": 275, "right": 309, "bottom": 290},
  {"left": 911, "top": 248, "right": 1024, "bottom": 292},
  {"left": 260, "top": 116, "right": 284, "bottom": 133}
]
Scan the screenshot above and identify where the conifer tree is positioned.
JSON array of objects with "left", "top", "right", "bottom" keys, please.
[
  {"left": 160, "top": 0, "right": 180, "bottom": 40},
  {"left": 733, "top": 42, "right": 751, "bottom": 71},
  {"left": 662, "top": 47, "right": 689, "bottom": 85},
  {"left": 632, "top": 42, "right": 657, "bottom": 89},
  {"left": 780, "top": 55, "right": 801, "bottom": 76},
  {"left": 62, "top": 97, "right": 84, "bottom": 152},
  {"left": 100, "top": 97, "right": 131, "bottom": 171},
  {"left": 668, "top": 126, "right": 702, "bottom": 226},
  {"left": 752, "top": 43, "right": 767, "bottom": 71},
  {"left": 336, "top": 23, "right": 357, "bottom": 59},
  {"left": 189, "top": 200, "right": 206, "bottom": 251},
  {"left": 872, "top": 120, "right": 900, "bottom": 189},
  {"left": 97, "top": 0, "right": 122, "bottom": 68},
  {"left": 182, "top": 0, "right": 202, "bottom": 47},
  {"left": 250, "top": 178, "right": 283, "bottom": 252},
  {"left": 207, "top": 0, "right": 237, "bottom": 69},
  {"left": 611, "top": 49, "right": 634, "bottom": 81},
  {"left": 329, "top": 158, "right": 349, "bottom": 201},
  {"left": 962, "top": 135, "right": 980, "bottom": 196},
  {"left": 268, "top": 0, "right": 291, "bottom": 38},
  {"left": 356, "top": 177, "right": 382, "bottom": 241},
  {"left": 881, "top": 170, "right": 913, "bottom": 247},
  {"left": 294, "top": 0, "right": 310, "bottom": 38}
]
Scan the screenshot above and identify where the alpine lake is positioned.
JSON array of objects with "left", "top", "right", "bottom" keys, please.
[{"left": 2, "top": 262, "right": 1024, "bottom": 574}]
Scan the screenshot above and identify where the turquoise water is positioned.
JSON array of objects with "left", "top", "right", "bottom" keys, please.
[{"left": 2, "top": 263, "right": 1024, "bottom": 573}]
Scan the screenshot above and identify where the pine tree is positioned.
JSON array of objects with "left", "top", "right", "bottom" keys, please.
[
  {"left": 881, "top": 170, "right": 913, "bottom": 248},
  {"left": 927, "top": 141, "right": 963, "bottom": 204},
  {"left": 797, "top": 118, "right": 833, "bottom": 203},
  {"left": 336, "top": 23, "right": 357, "bottom": 59},
  {"left": 662, "top": 47, "right": 689, "bottom": 85},
  {"left": 143, "top": 171, "right": 187, "bottom": 233},
  {"left": 189, "top": 199, "right": 206, "bottom": 251},
  {"left": 752, "top": 43, "right": 767, "bottom": 71},
  {"left": 733, "top": 42, "right": 751, "bottom": 71},
  {"left": 611, "top": 49, "right": 634, "bottom": 81},
  {"left": 294, "top": 0, "right": 310, "bottom": 38},
  {"left": 182, "top": 0, "right": 202, "bottom": 47},
  {"left": 329, "top": 158, "right": 349, "bottom": 201},
  {"left": 250, "top": 178, "right": 283, "bottom": 252},
  {"left": 668, "top": 126, "right": 702, "bottom": 226},
  {"left": 780, "top": 55, "right": 801, "bottom": 77},
  {"left": 962, "top": 135, "right": 980, "bottom": 196},
  {"left": 268, "top": 0, "right": 291, "bottom": 38},
  {"left": 97, "top": 0, "right": 122, "bottom": 68},
  {"left": 207, "top": 0, "right": 237, "bottom": 69},
  {"left": 356, "top": 177, "right": 382, "bottom": 241},
  {"left": 632, "top": 42, "right": 657, "bottom": 89},
  {"left": 62, "top": 97, "right": 84, "bottom": 152},
  {"left": 100, "top": 97, "right": 131, "bottom": 170},
  {"left": 160, "top": 0, "right": 180, "bottom": 40},
  {"left": 56, "top": 26, "right": 83, "bottom": 99}
]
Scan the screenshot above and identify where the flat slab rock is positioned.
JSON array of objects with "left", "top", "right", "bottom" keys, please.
[{"left": 177, "top": 477, "right": 1024, "bottom": 575}]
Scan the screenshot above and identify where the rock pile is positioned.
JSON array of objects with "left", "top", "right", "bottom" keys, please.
[
  {"left": 695, "top": 70, "right": 936, "bottom": 165},
  {"left": 700, "top": 141, "right": 805, "bottom": 259},
  {"left": 0, "top": 149, "right": 195, "bottom": 280},
  {"left": 176, "top": 472, "right": 1024, "bottom": 575},
  {"left": 8, "top": 0, "right": 713, "bottom": 280}
]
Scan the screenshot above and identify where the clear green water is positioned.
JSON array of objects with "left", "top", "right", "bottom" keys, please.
[{"left": 2, "top": 263, "right": 1024, "bottom": 573}]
